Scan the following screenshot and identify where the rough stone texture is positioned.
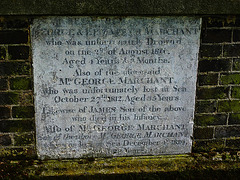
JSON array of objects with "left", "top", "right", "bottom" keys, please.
[
  {"left": 1, "top": 0, "right": 240, "bottom": 15},
  {"left": 32, "top": 17, "right": 201, "bottom": 159}
]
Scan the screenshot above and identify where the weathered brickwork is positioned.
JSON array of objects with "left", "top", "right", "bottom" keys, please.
[
  {"left": 194, "top": 15, "right": 240, "bottom": 152},
  {"left": 1, "top": 16, "right": 240, "bottom": 159},
  {"left": 0, "top": 17, "right": 35, "bottom": 159}
]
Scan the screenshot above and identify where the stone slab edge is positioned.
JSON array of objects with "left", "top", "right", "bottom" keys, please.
[{"left": 1, "top": 0, "right": 240, "bottom": 15}]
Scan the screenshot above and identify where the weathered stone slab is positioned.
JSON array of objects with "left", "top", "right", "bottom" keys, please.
[
  {"left": 2, "top": 0, "right": 240, "bottom": 15},
  {"left": 31, "top": 17, "right": 201, "bottom": 159}
]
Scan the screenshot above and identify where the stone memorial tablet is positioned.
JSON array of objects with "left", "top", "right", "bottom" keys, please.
[{"left": 31, "top": 17, "right": 201, "bottom": 159}]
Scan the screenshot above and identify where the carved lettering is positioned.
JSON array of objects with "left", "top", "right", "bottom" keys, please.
[{"left": 32, "top": 17, "right": 201, "bottom": 159}]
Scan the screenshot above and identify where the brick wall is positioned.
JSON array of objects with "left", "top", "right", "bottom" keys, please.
[
  {"left": 0, "top": 17, "right": 35, "bottom": 159},
  {"left": 0, "top": 16, "right": 240, "bottom": 159},
  {"left": 194, "top": 16, "right": 240, "bottom": 152}
]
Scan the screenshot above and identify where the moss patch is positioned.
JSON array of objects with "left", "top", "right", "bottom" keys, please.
[
  {"left": 0, "top": 147, "right": 36, "bottom": 160},
  {"left": 195, "top": 114, "right": 227, "bottom": 126},
  {"left": 14, "top": 133, "right": 34, "bottom": 146},
  {"left": 197, "top": 87, "right": 229, "bottom": 99},
  {"left": 229, "top": 113, "right": 240, "bottom": 124},
  {"left": 218, "top": 100, "right": 240, "bottom": 113},
  {"left": 193, "top": 139, "right": 225, "bottom": 152},
  {"left": 2, "top": 154, "right": 240, "bottom": 179},
  {"left": 220, "top": 73, "right": 240, "bottom": 85},
  {"left": 10, "top": 77, "right": 32, "bottom": 90}
]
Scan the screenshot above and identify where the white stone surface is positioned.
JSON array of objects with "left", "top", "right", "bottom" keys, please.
[{"left": 31, "top": 17, "right": 201, "bottom": 159}]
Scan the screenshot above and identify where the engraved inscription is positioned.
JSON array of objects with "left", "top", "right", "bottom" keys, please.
[{"left": 32, "top": 17, "right": 201, "bottom": 159}]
